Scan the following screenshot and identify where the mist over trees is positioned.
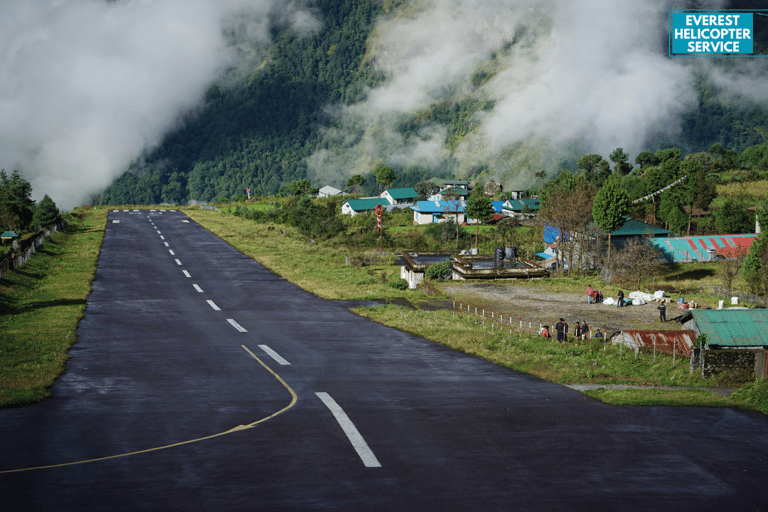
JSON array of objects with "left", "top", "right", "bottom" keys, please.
[{"left": 92, "top": 0, "right": 768, "bottom": 207}]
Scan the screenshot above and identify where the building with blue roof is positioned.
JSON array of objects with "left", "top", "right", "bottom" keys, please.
[{"left": 411, "top": 200, "right": 466, "bottom": 225}]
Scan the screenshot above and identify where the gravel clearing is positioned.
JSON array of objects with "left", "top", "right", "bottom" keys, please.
[{"left": 441, "top": 282, "right": 681, "bottom": 334}]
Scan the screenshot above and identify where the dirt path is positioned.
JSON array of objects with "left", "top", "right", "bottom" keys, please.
[{"left": 440, "top": 282, "right": 677, "bottom": 334}]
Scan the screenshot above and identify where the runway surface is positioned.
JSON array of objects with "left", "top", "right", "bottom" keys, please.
[{"left": 1, "top": 209, "right": 767, "bottom": 511}]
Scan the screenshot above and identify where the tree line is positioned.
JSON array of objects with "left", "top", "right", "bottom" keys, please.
[{"left": 0, "top": 170, "right": 62, "bottom": 235}]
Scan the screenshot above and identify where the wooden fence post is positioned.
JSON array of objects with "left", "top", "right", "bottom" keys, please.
[{"left": 673, "top": 338, "right": 676, "bottom": 367}]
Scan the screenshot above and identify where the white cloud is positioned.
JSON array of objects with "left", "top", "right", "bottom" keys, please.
[
  {"left": 309, "top": 0, "right": 765, "bottom": 190},
  {"left": 0, "top": 0, "right": 318, "bottom": 209}
]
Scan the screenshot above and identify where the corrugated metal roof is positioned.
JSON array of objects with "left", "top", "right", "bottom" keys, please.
[
  {"left": 651, "top": 234, "right": 757, "bottom": 262},
  {"left": 344, "top": 198, "right": 390, "bottom": 211},
  {"left": 611, "top": 217, "right": 672, "bottom": 237},
  {"left": 384, "top": 187, "right": 419, "bottom": 199},
  {"left": 503, "top": 198, "right": 541, "bottom": 211},
  {"left": 618, "top": 330, "right": 697, "bottom": 356},
  {"left": 411, "top": 201, "right": 465, "bottom": 213},
  {"left": 691, "top": 309, "right": 768, "bottom": 348}
]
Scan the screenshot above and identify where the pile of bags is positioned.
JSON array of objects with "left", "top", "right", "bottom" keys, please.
[{"left": 627, "top": 290, "right": 665, "bottom": 306}]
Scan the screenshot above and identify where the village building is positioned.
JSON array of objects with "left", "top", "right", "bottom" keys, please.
[
  {"left": 651, "top": 234, "right": 758, "bottom": 263},
  {"left": 428, "top": 186, "right": 470, "bottom": 202},
  {"left": 317, "top": 185, "right": 343, "bottom": 198},
  {"left": 397, "top": 252, "right": 452, "bottom": 289},
  {"left": 381, "top": 187, "right": 419, "bottom": 205},
  {"left": 411, "top": 200, "right": 466, "bottom": 225},
  {"left": 606, "top": 217, "right": 672, "bottom": 246},
  {"left": 341, "top": 198, "right": 390, "bottom": 217},
  {"left": 680, "top": 309, "right": 768, "bottom": 380},
  {"left": 501, "top": 198, "right": 541, "bottom": 218}
]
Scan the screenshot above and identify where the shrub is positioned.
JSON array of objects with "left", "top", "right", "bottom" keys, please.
[
  {"left": 425, "top": 260, "right": 452, "bottom": 280},
  {"left": 388, "top": 279, "right": 408, "bottom": 290}
]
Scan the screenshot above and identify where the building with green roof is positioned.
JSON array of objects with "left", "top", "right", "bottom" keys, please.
[
  {"left": 381, "top": 187, "right": 419, "bottom": 205},
  {"left": 609, "top": 217, "right": 672, "bottom": 238},
  {"left": 502, "top": 198, "right": 541, "bottom": 217},
  {"left": 681, "top": 309, "right": 768, "bottom": 379},
  {"left": 341, "top": 198, "right": 390, "bottom": 217}
]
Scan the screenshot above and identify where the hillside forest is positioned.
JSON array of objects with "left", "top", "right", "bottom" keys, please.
[{"left": 91, "top": 0, "right": 768, "bottom": 207}]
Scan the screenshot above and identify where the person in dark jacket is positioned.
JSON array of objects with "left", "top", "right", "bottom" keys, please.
[
  {"left": 658, "top": 303, "right": 666, "bottom": 322},
  {"left": 555, "top": 318, "right": 564, "bottom": 343},
  {"left": 617, "top": 290, "right": 624, "bottom": 307}
]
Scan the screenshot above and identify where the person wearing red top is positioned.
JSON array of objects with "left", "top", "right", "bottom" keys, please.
[{"left": 586, "top": 284, "right": 595, "bottom": 304}]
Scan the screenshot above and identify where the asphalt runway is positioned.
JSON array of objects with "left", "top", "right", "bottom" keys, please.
[{"left": 1, "top": 209, "right": 767, "bottom": 511}]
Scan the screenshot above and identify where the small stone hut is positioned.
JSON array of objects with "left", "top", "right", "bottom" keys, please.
[{"left": 680, "top": 309, "right": 768, "bottom": 380}]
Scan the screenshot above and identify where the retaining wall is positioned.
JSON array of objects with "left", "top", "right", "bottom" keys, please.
[
  {"left": 690, "top": 347, "right": 768, "bottom": 380},
  {"left": 0, "top": 225, "right": 60, "bottom": 279}
]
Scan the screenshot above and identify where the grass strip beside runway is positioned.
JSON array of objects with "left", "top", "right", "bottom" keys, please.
[
  {"left": 354, "top": 304, "right": 768, "bottom": 413},
  {"left": 0, "top": 207, "right": 107, "bottom": 408},
  {"left": 185, "top": 208, "right": 418, "bottom": 301}
]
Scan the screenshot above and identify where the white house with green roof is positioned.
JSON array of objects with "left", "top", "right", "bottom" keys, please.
[
  {"left": 428, "top": 186, "right": 470, "bottom": 202},
  {"left": 341, "top": 198, "right": 390, "bottom": 216},
  {"left": 381, "top": 187, "right": 419, "bottom": 205},
  {"left": 502, "top": 198, "right": 541, "bottom": 218}
]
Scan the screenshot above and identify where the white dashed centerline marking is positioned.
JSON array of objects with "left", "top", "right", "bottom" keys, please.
[
  {"left": 182, "top": 270, "right": 191, "bottom": 278},
  {"left": 227, "top": 319, "right": 247, "bottom": 332},
  {"left": 160, "top": 236, "right": 165, "bottom": 240},
  {"left": 169, "top": 250, "right": 175, "bottom": 256},
  {"left": 164, "top": 242, "right": 169, "bottom": 247},
  {"left": 175, "top": 259, "right": 182, "bottom": 266},
  {"left": 315, "top": 392, "right": 381, "bottom": 468},
  {"left": 258, "top": 345, "right": 291, "bottom": 366},
  {"left": 193, "top": 284, "right": 203, "bottom": 293},
  {"left": 207, "top": 300, "right": 221, "bottom": 311}
]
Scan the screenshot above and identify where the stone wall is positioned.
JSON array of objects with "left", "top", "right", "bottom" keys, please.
[{"left": 690, "top": 348, "right": 767, "bottom": 380}]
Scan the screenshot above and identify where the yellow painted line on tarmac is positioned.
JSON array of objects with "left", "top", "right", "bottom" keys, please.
[{"left": 0, "top": 346, "right": 297, "bottom": 474}]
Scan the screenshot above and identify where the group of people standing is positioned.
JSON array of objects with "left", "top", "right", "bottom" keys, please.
[
  {"left": 540, "top": 319, "right": 604, "bottom": 341},
  {"left": 585, "top": 284, "right": 604, "bottom": 304},
  {"left": 551, "top": 318, "right": 597, "bottom": 343}
]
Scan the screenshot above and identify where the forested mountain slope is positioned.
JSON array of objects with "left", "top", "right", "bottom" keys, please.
[
  {"left": 99, "top": 0, "right": 387, "bottom": 204},
  {"left": 97, "top": 0, "right": 768, "bottom": 205}
]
